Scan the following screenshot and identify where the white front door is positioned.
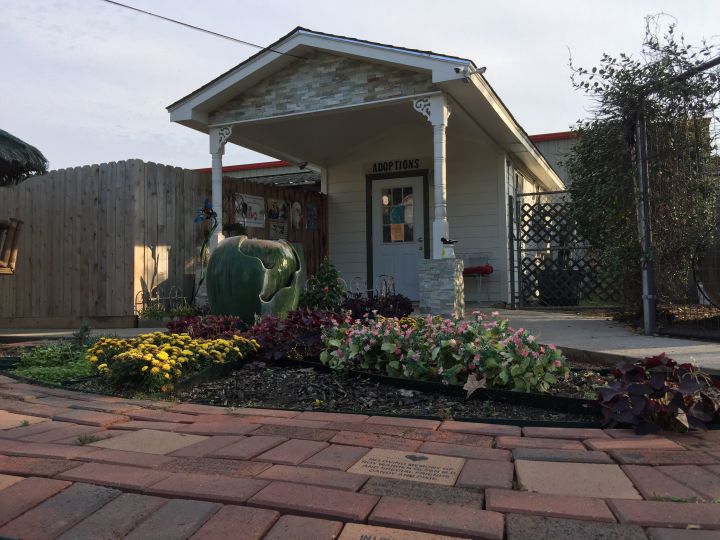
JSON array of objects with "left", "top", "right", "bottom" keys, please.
[{"left": 372, "top": 176, "right": 425, "bottom": 300}]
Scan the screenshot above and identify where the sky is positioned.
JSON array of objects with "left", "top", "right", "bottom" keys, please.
[{"left": 2, "top": 0, "right": 719, "bottom": 171}]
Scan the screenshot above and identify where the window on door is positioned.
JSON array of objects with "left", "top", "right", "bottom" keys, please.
[{"left": 381, "top": 186, "right": 414, "bottom": 243}]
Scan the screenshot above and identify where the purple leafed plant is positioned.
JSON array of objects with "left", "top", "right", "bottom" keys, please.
[
  {"left": 166, "top": 315, "right": 247, "bottom": 339},
  {"left": 242, "top": 308, "right": 342, "bottom": 361},
  {"left": 598, "top": 353, "right": 720, "bottom": 434}
]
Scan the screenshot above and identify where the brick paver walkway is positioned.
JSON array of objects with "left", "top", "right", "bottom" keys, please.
[{"left": 0, "top": 375, "right": 719, "bottom": 539}]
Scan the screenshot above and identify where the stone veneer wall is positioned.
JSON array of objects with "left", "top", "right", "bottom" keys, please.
[
  {"left": 418, "top": 258, "right": 465, "bottom": 319},
  {"left": 209, "top": 51, "right": 436, "bottom": 124}
]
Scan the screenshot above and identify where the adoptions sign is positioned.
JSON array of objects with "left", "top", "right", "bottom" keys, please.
[{"left": 371, "top": 159, "right": 421, "bottom": 173}]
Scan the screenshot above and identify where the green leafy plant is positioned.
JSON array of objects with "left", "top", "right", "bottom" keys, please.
[
  {"left": 76, "top": 434, "right": 104, "bottom": 445},
  {"left": 299, "top": 257, "right": 346, "bottom": 311},
  {"left": 566, "top": 16, "right": 720, "bottom": 307},
  {"left": 138, "top": 303, "right": 169, "bottom": 320},
  {"left": 168, "top": 300, "right": 199, "bottom": 319},
  {"left": 320, "top": 312, "right": 568, "bottom": 393},
  {"left": 12, "top": 342, "right": 94, "bottom": 385},
  {"left": 72, "top": 320, "right": 93, "bottom": 347}
]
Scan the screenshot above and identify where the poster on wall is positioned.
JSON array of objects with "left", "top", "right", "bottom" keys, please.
[
  {"left": 234, "top": 194, "right": 265, "bottom": 227},
  {"left": 267, "top": 199, "right": 288, "bottom": 220},
  {"left": 306, "top": 202, "right": 318, "bottom": 230},
  {"left": 269, "top": 219, "right": 288, "bottom": 240},
  {"left": 290, "top": 201, "right": 303, "bottom": 230}
]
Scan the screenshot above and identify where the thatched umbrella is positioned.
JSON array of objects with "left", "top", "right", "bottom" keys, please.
[{"left": 0, "top": 129, "right": 48, "bottom": 187}]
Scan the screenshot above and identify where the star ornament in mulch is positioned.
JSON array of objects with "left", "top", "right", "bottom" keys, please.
[{"left": 463, "top": 373, "right": 487, "bottom": 398}]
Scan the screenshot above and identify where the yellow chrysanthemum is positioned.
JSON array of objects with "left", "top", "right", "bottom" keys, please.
[
  {"left": 151, "top": 367, "right": 160, "bottom": 374},
  {"left": 88, "top": 355, "right": 98, "bottom": 362},
  {"left": 141, "top": 366, "right": 148, "bottom": 372},
  {"left": 157, "top": 351, "right": 169, "bottom": 361}
]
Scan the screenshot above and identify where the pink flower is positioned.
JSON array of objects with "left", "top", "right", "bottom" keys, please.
[
  {"left": 553, "top": 359, "right": 562, "bottom": 368},
  {"left": 473, "top": 353, "right": 481, "bottom": 361},
  {"left": 491, "top": 310, "right": 499, "bottom": 317},
  {"left": 549, "top": 344, "right": 557, "bottom": 351}
]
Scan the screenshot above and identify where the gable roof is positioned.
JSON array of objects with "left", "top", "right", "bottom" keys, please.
[
  {"left": 167, "top": 27, "right": 564, "bottom": 190},
  {"left": 167, "top": 27, "right": 472, "bottom": 111}
]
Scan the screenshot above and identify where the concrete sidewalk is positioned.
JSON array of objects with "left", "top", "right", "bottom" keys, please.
[{"left": 497, "top": 309, "right": 720, "bottom": 373}]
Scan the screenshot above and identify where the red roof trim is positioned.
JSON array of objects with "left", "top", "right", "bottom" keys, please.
[
  {"left": 529, "top": 131, "right": 577, "bottom": 143},
  {"left": 195, "top": 160, "right": 291, "bottom": 173}
]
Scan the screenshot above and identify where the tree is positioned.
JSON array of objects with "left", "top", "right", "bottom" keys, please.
[{"left": 566, "top": 15, "right": 720, "bottom": 308}]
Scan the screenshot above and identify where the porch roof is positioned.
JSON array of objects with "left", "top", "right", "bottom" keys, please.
[{"left": 168, "top": 27, "right": 564, "bottom": 190}]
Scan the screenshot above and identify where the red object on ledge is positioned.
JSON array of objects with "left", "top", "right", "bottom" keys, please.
[{"left": 463, "top": 264, "right": 494, "bottom": 276}]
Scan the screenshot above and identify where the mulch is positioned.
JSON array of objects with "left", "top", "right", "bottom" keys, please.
[{"left": 175, "top": 363, "right": 600, "bottom": 423}]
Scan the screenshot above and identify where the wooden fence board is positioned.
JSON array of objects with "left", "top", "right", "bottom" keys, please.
[{"left": 0, "top": 160, "right": 327, "bottom": 325}]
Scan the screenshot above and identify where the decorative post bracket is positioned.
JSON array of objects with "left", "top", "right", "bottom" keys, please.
[{"left": 210, "top": 125, "right": 233, "bottom": 155}]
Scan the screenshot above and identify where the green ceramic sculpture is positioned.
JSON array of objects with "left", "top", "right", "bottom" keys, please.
[{"left": 206, "top": 236, "right": 302, "bottom": 322}]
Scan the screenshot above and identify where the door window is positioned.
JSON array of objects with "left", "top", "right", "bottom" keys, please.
[{"left": 381, "top": 187, "right": 414, "bottom": 243}]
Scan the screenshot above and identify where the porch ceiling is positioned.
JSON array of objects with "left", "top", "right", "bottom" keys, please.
[{"left": 222, "top": 99, "right": 476, "bottom": 167}]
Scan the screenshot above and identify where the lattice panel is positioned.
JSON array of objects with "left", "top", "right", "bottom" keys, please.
[
  {"left": 519, "top": 257, "right": 620, "bottom": 307},
  {"left": 518, "top": 200, "right": 586, "bottom": 246}
]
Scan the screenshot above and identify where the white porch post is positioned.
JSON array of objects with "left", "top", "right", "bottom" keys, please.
[
  {"left": 413, "top": 95, "right": 452, "bottom": 258},
  {"left": 412, "top": 94, "right": 463, "bottom": 318},
  {"left": 208, "top": 126, "right": 233, "bottom": 252}
]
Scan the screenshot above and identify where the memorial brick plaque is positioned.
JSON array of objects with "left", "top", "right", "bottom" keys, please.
[
  {"left": 347, "top": 448, "right": 464, "bottom": 486},
  {"left": 339, "top": 523, "right": 458, "bottom": 540}
]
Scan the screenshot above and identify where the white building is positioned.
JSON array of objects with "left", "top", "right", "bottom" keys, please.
[{"left": 168, "top": 27, "right": 564, "bottom": 315}]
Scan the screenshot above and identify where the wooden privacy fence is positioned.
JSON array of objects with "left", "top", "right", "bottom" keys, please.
[{"left": 0, "top": 159, "right": 327, "bottom": 328}]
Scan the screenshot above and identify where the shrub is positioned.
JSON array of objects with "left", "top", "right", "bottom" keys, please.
[
  {"left": 320, "top": 312, "right": 568, "bottom": 393},
  {"left": 243, "top": 308, "right": 342, "bottom": 361},
  {"left": 12, "top": 342, "right": 94, "bottom": 385},
  {"left": 299, "top": 258, "right": 346, "bottom": 311},
  {"left": 598, "top": 353, "right": 720, "bottom": 433},
  {"left": 340, "top": 293, "right": 413, "bottom": 319},
  {"left": 87, "top": 332, "right": 259, "bottom": 392},
  {"left": 167, "top": 315, "right": 247, "bottom": 339}
]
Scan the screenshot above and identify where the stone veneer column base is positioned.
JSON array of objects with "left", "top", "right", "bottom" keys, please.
[{"left": 418, "top": 258, "right": 465, "bottom": 319}]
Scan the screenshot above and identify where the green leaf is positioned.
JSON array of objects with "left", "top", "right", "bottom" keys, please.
[{"left": 381, "top": 341, "right": 397, "bottom": 353}]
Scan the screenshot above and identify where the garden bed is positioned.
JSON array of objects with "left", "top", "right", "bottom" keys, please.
[{"left": 174, "top": 363, "right": 602, "bottom": 425}]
